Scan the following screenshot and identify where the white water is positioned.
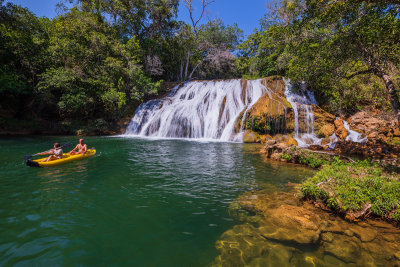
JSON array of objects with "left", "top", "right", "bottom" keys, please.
[
  {"left": 343, "top": 120, "right": 368, "bottom": 143},
  {"left": 125, "top": 80, "right": 269, "bottom": 141},
  {"left": 284, "top": 79, "right": 322, "bottom": 147}
]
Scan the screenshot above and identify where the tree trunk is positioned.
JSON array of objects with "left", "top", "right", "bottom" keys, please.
[
  {"left": 188, "top": 60, "right": 203, "bottom": 80},
  {"left": 180, "top": 59, "right": 184, "bottom": 81},
  {"left": 375, "top": 71, "right": 400, "bottom": 128},
  {"left": 184, "top": 50, "right": 190, "bottom": 79}
]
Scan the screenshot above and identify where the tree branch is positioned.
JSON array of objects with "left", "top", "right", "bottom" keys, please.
[
  {"left": 340, "top": 69, "right": 373, "bottom": 80},
  {"left": 183, "top": 0, "right": 214, "bottom": 35}
]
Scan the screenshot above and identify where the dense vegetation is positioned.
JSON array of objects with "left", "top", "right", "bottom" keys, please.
[
  {"left": 238, "top": 0, "right": 400, "bottom": 121},
  {"left": 0, "top": 0, "right": 242, "bottom": 133},
  {"left": 1, "top": 0, "right": 399, "bottom": 133},
  {"left": 301, "top": 159, "right": 400, "bottom": 223}
]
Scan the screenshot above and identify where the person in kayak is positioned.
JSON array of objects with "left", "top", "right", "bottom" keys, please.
[
  {"left": 69, "top": 139, "right": 87, "bottom": 156},
  {"left": 40, "top": 143, "right": 63, "bottom": 162}
]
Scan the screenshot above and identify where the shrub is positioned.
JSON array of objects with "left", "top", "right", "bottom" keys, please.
[{"left": 300, "top": 160, "right": 400, "bottom": 222}]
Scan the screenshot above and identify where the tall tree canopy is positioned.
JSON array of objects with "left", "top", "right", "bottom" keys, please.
[{"left": 238, "top": 0, "right": 400, "bottom": 124}]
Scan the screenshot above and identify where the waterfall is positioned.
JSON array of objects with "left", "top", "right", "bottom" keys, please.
[
  {"left": 343, "top": 120, "right": 368, "bottom": 143},
  {"left": 125, "top": 80, "right": 268, "bottom": 141},
  {"left": 284, "top": 79, "right": 322, "bottom": 147}
]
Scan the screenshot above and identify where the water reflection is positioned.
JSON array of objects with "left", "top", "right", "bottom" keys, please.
[{"left": 0, "top": 137, "right": 315, "bottom": 266}]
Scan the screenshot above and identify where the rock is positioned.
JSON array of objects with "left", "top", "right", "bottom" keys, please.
[
  {"left": 285, "top": 137, "right": 298, "bottom": 146},
  {"left": 266, "top": 139, "right": 277, "bottom": 146},
  {"left": 258, "top": 204, "right": 322, "bottom": 244},
  {"left": 317, "top": 124, "right": 335, "bottom": 138},
  {"left": 243, "top": 131, "right": 261, "bottom": 143},
  {"left": 214, "top": 224, "right": 294, "bottom": 267},
  {"left": 308, "top": 145, "right": 324, "bottom": 151},
  {"left": 368, "top": 132, "right": 379, "bottom": 139},
  {"left": 349, "top": 111, "right": 382, "bottom": 133},
  {"left": 334, "top": 119, "right": 349, "bottom": 140},
  {"left": 215, "top": 189, "right": 400, "bottom": 267},
  {"left": 393, "top": 128, "right": 400, "bottom": 137},
  {"left": 349, "top": 225, "right": 377, "bottom": 242},
  {"left": 322, "top": 235, "right": 361, "bottom": 263},
  {"left": 291, "top": 254, "right": 327, "bottom": 267},
  {"left": 313, "top": 105, "right": 336, "bottom": 134},
  {"left": 236, "top": 77, "right": 293, "bottom": 137},
  {"left": 322, "top": 255, "right": 347, "bottom": 266}
]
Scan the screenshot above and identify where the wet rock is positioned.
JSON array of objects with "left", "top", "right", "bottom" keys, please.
[
  {"left": 322, "top": 254, "right": 348, "bottom": 266},
  {"left": 285, "top": 136, "right": 298, "bottom": 146},
  {"left": 259, "top": 204, "right": 322, "bottom": 244},
  {"left": 395, "top": 251, "right": 400, "bottom": 260},
  {"left": 290, "top": 253, "right": 327, "bottom": 267},
  {"left": 313, "top": 105, "right": 336, "bottom": 135},
  {"left": 317, "top": 124, "right": 335, "bottom": 138},
  {"left": 214, "top": 189, "right": 400, "bottom": 267},
  {"left": 243, "top": 131, "right": 262, "bottom": 143},
  {"left": 322, "top": 235, "right": 361, "bottom": 263},
  {"left": 334, "top": 119, "right": 349, "bottom": 140},
  {"left": 349, "top": 225, "right": 377, "bottom": 242},
  {"left": 213, "top": 224, "right": 295, "bottom": 267}
]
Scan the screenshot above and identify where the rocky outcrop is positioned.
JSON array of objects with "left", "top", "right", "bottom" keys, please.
[
  {"left": 349, "top": 110, "right": 400, "bottom": 144},
  {"left": 313, "top": 105, "right": 336, "bottom": 138},
  {"left": 236, "top": 76, "right": 295, "bottom": 137},
  {"left": 212, "top": 188, "right": 400, "bottom": 266}
]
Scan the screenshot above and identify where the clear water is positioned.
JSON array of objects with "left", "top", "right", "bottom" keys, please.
[{"left": 0, "top": 136, "right": 314, "bottom": 266}]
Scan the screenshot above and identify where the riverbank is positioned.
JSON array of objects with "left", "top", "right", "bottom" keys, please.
[
  {"left": 301, "top": 159, "right": 400, "bottom": 223},
  {"left": 260, "top": 140, "right": 400, "bottom": 223}
]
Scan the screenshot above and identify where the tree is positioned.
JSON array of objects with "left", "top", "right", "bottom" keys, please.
[
  {"left": 36, "top": 9, "right": 159, "bottom": 120},
  {"left": 181, "top": 0, "right": 213, "bottom": 79},
  {"left": 0, "top": 2, "right": 49, "bottom": 113},
  {"left": 292, "top": 0, "right": 400, "bottom": 125},
  {"left": 243, "top": 0, "right": 400, "bottom": 124}
]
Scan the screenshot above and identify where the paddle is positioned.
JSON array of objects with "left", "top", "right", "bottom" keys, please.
[{"left": 24, "top": 142, "right": 72, "bottom": 161}]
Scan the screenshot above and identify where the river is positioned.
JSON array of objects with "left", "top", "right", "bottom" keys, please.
[{"left": 0, "top": 136, "right": 314, "bottom": 266}]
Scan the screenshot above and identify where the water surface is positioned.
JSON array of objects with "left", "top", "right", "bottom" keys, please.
[{"left": 0, "top": 137, "right": 314, "bottom": 266}]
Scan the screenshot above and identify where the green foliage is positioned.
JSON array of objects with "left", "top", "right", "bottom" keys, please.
[
  {"left": 392, "top": 210, "right": 400, "bottom": 222},
  {"left": 298, "top": 152, "right": 327, "bottom": 168},
  {"left": 0, "top": 3, "right": 48, "bottom": 106},
  {"left": 301, "top": 160, "right": 400, "bottom": 222},
  {"left": 239, "top": 0, "right": 400, "bottom": 115},
  {"left": 35, "top": 9, "right": 159, "bottom": 120},
  {"left": 282, "top": 152, "right": 292, "bottom": 161}
]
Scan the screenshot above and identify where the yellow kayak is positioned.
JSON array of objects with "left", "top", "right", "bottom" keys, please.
[{"left": 26, "top": 149, "right": 96, "bottom": 167}]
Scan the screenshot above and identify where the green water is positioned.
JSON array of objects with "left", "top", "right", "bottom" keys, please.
[{"left": 0, "top": 136, "right": 314, "bottom": 266}]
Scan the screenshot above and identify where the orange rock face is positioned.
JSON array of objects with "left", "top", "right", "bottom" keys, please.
[
  {"left": 317, "top": 124, "right": 335, "bottom": 138},
  {"left": 334, "top": 119, "right": 349, "bottom": 140}
]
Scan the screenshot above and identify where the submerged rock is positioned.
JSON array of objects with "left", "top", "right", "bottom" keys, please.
[{"left": 212, "top": 189, "right": 400, "bottom": 266}]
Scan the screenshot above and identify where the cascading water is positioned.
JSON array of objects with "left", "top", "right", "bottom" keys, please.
[
  {"left": 283, "top": 79, "right": 323, "bottom": 147},
  {"left": 125, "top": 80, "right": 268, "bottom": 141}
]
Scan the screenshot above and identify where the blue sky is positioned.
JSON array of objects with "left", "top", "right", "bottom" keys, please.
[{"left": 5, "top": 0, "right": 269, "bottom": 37}]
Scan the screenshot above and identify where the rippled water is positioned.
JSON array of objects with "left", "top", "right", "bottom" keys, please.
[{"left": 0, "top": 136, "right": 314, "bottom": 266}]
